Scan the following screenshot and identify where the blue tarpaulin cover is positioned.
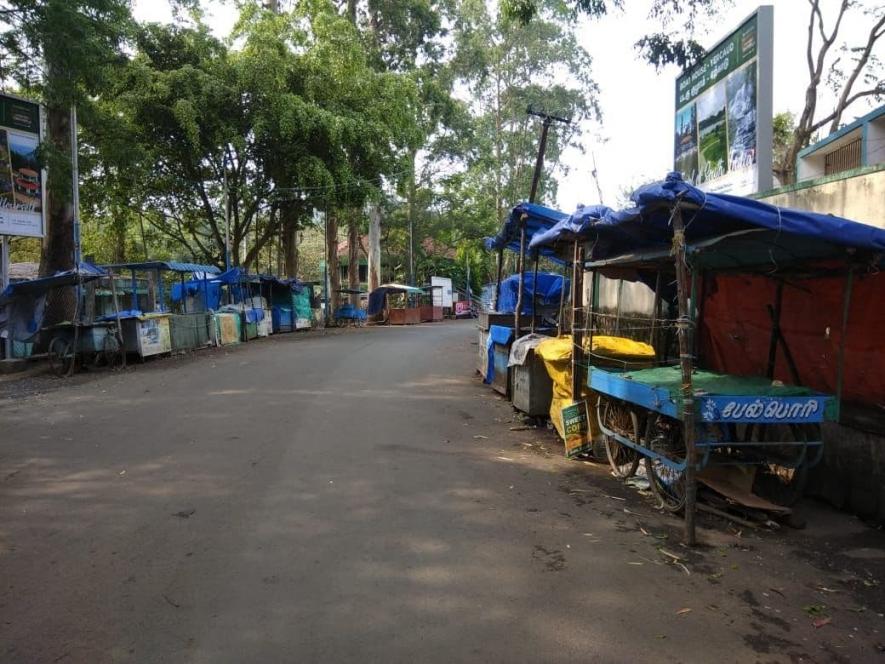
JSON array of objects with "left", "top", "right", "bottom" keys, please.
[
  {"left": 530, "top": 173, "right": 885, "bottom": 268},
  {"left": 528, "top": 204, "right": 612, "bottom": 251},
  {"left": 485, "top": 324, "right": 515, "bottom": 384},
  {"left": 0, "top": 262, "right": 106, "bottom": 304},
  {"left": 484, "top": 203, "right": 571, "bottom": 264},
  {"left": 103, "top": 261, "right": 220, "bottom": 274},
  {"left": 495, "top": 273, "right": 569, "bottom": 315}
]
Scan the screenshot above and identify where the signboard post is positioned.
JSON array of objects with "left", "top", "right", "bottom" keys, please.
[
  {"left": 0, "top": 94, "right": 45, "bottom": 238},
  {"left": 674, "top": 6, "right": 773, "bottom": 196}
]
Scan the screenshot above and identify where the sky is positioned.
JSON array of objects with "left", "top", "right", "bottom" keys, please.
[{"left": 133, "top": 0, "right": 883, "bottom": 211}]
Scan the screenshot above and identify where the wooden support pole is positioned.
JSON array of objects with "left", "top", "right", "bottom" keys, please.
[
  {"left": 570, "top": 241, "right": 585, "bottom": 402},
  {"left": 650, "top": 271, "right": 662, "bottom": 352},
  {"left": 671, "top": 205, "right": 697, "bottom": 546}
]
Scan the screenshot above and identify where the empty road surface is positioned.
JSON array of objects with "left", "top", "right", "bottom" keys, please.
[{"left": 2, "top": 321, "right": 884, "bottom": 663}]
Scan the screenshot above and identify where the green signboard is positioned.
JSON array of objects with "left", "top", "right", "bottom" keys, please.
[
  {"left": 0, "top": 94, "right": 44, "bottom": 237},
  {"left": 674, "top": 7, "right": 773, "bottom": 196}
]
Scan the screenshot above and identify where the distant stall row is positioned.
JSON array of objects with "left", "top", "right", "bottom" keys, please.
[{"left": 0, "top": 260, "right": 319, "bottom": 375}]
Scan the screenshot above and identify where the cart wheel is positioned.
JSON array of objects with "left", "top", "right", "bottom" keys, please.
[
  {"left": 645, "top": 416, "right": 687, "bottom": 512},
  {"left": 48, "top": 337, "right": 76, "bottom": 377},
  {"left": 748, "top": 423, "right": 813, "bottom": 507},
  {"left": 600, "top": 399, "right": 641, "bottom": 478},
  {"left": 102, "top": 333, "right": 122, "bottom": 370}
]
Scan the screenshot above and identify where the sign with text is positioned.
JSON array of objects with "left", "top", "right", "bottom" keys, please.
[
  {"left": 674, "top": 7, "right": 773, "bottom": 195},
  {"left": 561, "top": 400, "right": 592, "bottom": 458},
  {"left": 0, "top": 94, "right": 44, "bottom": 237}
]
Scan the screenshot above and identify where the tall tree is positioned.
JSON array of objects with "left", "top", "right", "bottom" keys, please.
[
  {"left": 0, "top": 0, "right": 132, "bottom": 279},
  {"left": 774, "top": 0, "right": 884, "bottom": 184}
]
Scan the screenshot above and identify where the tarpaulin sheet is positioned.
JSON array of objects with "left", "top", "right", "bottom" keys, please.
[
  {"left": 699, "top": 271, "right": 885, "bottom": 407},
  {"left": 484, "top": 202, "right": 570, "bottom": 264},
  {"left": 0, "top": 262, "right": 106, "bottom": 304},
  {"left": 495, "top": 272, "right": 568, "bottom": 315},
  {"left": 171, "top": 280, "right": 222, "bottom": 310},
  {"left": 508, "top": 334, "right": 548, "bottom": 367},
  {"left": 528, "top": 204, "right": 612, "bottom": 250},
  {"left": 485, "top": 324, "right": 514, "bottom": 384},
  {"left": 585, "top": 172, "right": 885, "bottom": 266}
]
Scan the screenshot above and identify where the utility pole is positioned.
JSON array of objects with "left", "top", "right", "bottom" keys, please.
[{"left": 514, "top": 107, "right": 570, "bottom": 337}]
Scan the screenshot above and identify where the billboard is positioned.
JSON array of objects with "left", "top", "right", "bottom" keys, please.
[
  {"left": 0, "top": 94, "right": 44, "bottom": 237},
  {"left": 674, "top": 6, "right": 773, "bottom": 195}
]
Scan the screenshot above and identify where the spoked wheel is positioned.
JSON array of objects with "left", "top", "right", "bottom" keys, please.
[
  {"left": 102, "top": 333, "right": 123, "bottom": 369},
  {"left": 48, "top": 337, "right": 76, "bottom": 377},
  {"left": 645, "top": 415, "right": 687, "bottom": 512},
  {"left": 742, "top": 423, "right": 813, "bottom": 507},
  {"left": 599, "top": 399, "right": 642, "bottom": 478}
]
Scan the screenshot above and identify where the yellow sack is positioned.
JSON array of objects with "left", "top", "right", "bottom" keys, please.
[{"left": 535, "top": 335, "right": 655, "bottom": 451}]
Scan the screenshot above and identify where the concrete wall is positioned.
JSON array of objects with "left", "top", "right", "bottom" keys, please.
[
  {"left": 757, "top": 166, "right": 885, "bottom": 229},
  {"left": 867, "top": 117, "right": 885, "bottom": 167}
]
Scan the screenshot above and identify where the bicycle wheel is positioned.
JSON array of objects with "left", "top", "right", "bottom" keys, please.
[
  {"left": 747, "top": 423, "right": 813, "bottom": 507},
  {"left": 102, "top": 333, "right": 122, "bottom": 369},
  {"left": 48, "top": 337, "right": 76, "bottom": 377},
  {"left": 600, "top": 399, "right": 641, "bottom": 478},
  {"left": 645, "top": 416, "right": 687, "bottom": 512}
]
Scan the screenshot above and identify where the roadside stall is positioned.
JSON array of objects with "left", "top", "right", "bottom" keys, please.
[
  {"left": 334, "top": 289, "right": 367, "bottom": 327},
  {"left": 418, "top": 285, "right": 444, "bottom": 322},
  {"left": 573, "top": 173, "right": 885, "bottom": 544},
  {"left": 102, "top": 261, "right": 221, "bottom": 356},
  {"left": 367, "top": 284, "right": 425, "bottom": 325},
  {"left": 527, "top": 204, "right": 656, "bottom": 456},
  {"left": 0, "top": 262, "right": 125, "bottom": 377},
  {"left": 481, "top": 203, "right": 571, "bottom": 402}
]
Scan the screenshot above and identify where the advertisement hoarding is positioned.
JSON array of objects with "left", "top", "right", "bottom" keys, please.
[
  {"left": 0, "top": 94, "right": 44, "bottom": 237},
  {"left": 674, "top": 6, "right": 773, "bottom": 195}
]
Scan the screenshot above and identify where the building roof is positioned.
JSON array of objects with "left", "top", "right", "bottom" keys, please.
[{"left": 798, "top": 104, "right": 885, "bottom": 159}]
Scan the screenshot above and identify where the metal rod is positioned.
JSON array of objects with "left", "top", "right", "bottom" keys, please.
[
  {"left": 671, "top": 205, "right": 697, "bottom": 546},
  {"left": 650, "top": 271, "right": 662, "bottom": 351},
  {"left": 530, "top": 254, "right": 539, "bottom": 333},
  {"left": 835, "top": 268, "right": 854, "bottom": 423},
  {"left": 514, "top": 220, "right": 527, "bottom": 338},
  {"left": 494, "top": 248, "right": 504, "bottom": 312},
  {"left": 557, "top": 259, "right": 567, "bottom": 336},
  {"left": 766, "top": 281, "right": 784, "bottom": 378},
  {"left": 108, "top": 270, "right": 126, "bottom": 368}
]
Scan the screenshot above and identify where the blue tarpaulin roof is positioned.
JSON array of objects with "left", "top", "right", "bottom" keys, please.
[
  {"left": 0, "top": 262, "right": 106, "bottom": 304},
  {"left": 530, "top": 173, "right": 885, "bottom": 271},
  {"left": 484, "top": 203, "right": 571, "bottom": 264},
  {"left": 495, "top": 272, "right": 569, "bottom": 315},
  {"left": 103, "top": 260, "right": 221, "bottom": 274},
  {"left": 528, "top": 204, "right": 612, "bottom": 251}
]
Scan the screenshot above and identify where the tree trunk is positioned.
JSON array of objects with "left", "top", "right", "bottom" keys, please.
[
  {"left": 39, "top": 105, "right": 76, "bottom": 331},
  {"left": 326, "top": 210, "right": 340, "bottom": 317},
  {"left": 280, "top": 201, "right": 300, "bottom": 278},
  {"left": 407, "top": 149, "right": 417, "bottom": 285},
  {"left": 347, "top": 211, "right": 360, "bottom": 307},
  {"left": 367, "top": 204, "right": 381, "bottom": 291}
]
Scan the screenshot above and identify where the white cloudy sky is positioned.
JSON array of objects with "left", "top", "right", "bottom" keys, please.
[{"left": 133, "top": 0, "right": 883, "bottom": 211}]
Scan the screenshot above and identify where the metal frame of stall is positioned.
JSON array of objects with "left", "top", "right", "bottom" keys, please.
[
  {"left": 0, "top": 262, "right": 126, "bottom": 377},
  {"left": 102, "top": 261, "right": 221, "bottom": 357}
]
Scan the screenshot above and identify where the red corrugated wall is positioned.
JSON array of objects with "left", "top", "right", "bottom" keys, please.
[{"left": 698, "top": 271, "right": 885, "bottom": 406}]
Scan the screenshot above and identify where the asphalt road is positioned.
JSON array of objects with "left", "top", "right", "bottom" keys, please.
[{"left": 2, "top": 321, "right": 884, "bottom": 663}]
